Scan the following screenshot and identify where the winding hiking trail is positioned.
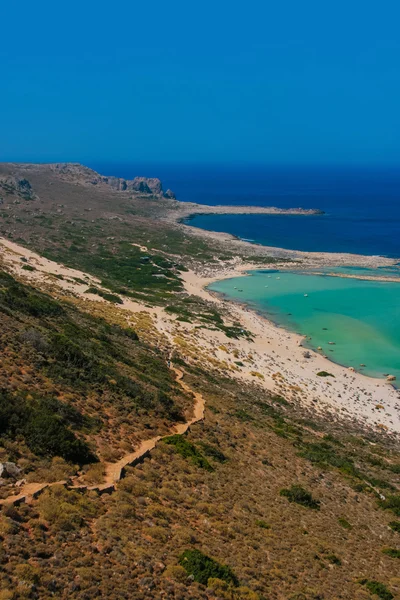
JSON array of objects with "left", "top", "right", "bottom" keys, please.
[{"left": 0, "top": 366, "right": 205, "bottom": 507}]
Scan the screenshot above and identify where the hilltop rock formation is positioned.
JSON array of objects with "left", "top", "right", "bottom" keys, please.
[
  {"left": 130, "top": 176, "right": 162, "bottom": 195},
  {"left": 47, "top": 163, "right": 175, "bottom": 198},
  {"left": 0, "top": 163, "right": 177, "bottom": 200},
  {"left": 0, "top": 176, "right": 38, "bottom": 200}
]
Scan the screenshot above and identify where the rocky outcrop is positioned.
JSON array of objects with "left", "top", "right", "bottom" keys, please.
[
  {"left": 46, "top": 163, "right": 175, "bottom": 198},
  {"left": 0, "top": 163, "right": 177, "bottom": 200},
  {"left": 100, "top": 175, "right": 164, "bottom": 195},
  {"left": 163, "top": 189, "right": 176, "bottom": 200},
  {"left": 0, "top": 176, "right": 38, "bottom": 200},
  {"left": 0, "top": 462, "right": 21, "bottom": 479},
  {"left": 129, "top": 176, "right": 162, "bottom": 195}
]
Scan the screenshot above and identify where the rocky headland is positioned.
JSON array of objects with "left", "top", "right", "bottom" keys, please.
[{"left": 0, "top": 162, "right": 176, "bottom": 201}]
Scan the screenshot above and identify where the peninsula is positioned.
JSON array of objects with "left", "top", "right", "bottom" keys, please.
[{"left": 0, "top": 162, "right": 400, "bottom": 600}]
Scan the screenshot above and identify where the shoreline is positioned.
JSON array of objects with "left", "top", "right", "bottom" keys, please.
[
  {"left": 179, "top": 263, "right": 400, "bottom": 435},
  {"left": 1, "top": 236, "right": 400, "bottom": 436},
  {"left": 207, "top": 275, "right": 399, "bottom": 384},
  {"left": 167, "top": 201, "right": 324, "bottom": 222},
  {"left": 165, "top": 204, "right": 400, "bottom": 270}
]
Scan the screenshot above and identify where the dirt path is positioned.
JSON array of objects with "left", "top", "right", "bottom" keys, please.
[
  {"left": 0, "top": 366, "right": 205, "bottom": 506},
  {"left": 98, "top": 367, "right": 205, "bottom": 487},
  {"left": 3, "top": 236, "right": 400, "bottom": 434}
]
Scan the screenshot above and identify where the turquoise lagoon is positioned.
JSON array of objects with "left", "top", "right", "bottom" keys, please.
[{"left": 209, "top": 268, "right": 400, "bottom": 381}]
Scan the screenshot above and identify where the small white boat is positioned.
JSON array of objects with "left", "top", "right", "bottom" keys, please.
[{"left": 304, "top": 294, "right": 308, "bottom": 297}]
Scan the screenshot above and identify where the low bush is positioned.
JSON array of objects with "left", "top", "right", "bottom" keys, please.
[
  {"left": 0, "top": 274, "right": 63, "bottom": 317},
  {"left": 325, "top": 553, "right": 341, "bottom": 565},
  {"left": 24, "top": 411, "right": 96, "bottom": 464},
  {"left": 389, "top": 521, "right": 400, "bottom": 533},
  {"left": 379, "top": 494, "right": 400, "bottom": 516},
  {"left": 316, "top": 371, "right": 335, "bottom": 377},
  {"left": 199, "top": 441, "right": 227, "bottom": 463},
  {"left": 381, "top": 547, "right": 400, "bottom": 558},
  {"left": 358, "top": 579, "right": 394, "bottom": 600},
  {"left": 85, "top": 287, "right": 123, "bottom": 304},
  {"left": 280, "top": 485, "right": 320, "bottom": 510},
  {"left": 298, "top": 441, "right": 360, "bottom": 478},
  {"left": 338, "top": 517, "right": 352, "bottom": 529},
  {"left": 255, "top": 520, "right": 270, "bottom": 529},
  {"left": 37, "top": 485, "right": 98, "bottom": 531},
  {"left": 0, "top": 390, "right": 96, "bottom": 464},
  {"left": 179, "top": 549, "right": 239, "bottom": 586},
  {"left": 163, "top": 435, "right": 214, "bottom": 471}
]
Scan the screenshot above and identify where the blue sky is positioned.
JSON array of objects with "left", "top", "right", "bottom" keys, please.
[{"left": 1, "top": 0, "right": 399, "bottom": 164}]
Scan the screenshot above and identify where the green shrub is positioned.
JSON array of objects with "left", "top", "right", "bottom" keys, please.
[
  {"left": 389, "top": 521, "right": 400, "bottom": 533},
  {"left": 298, "top": 441, "right": 360, "bottom": 478},
  {"left": 271, "top": 394, "right": 290, "bottom": 406},
  {"left": 48, "top": 240, "right": 184, "bottom": 302},
  {"left": 234, "top": 410, "right": 253, "bottom": 422},
  {"left": 163, "top": 435, "right": 213, "bottom": 471},
  {"left": 37, "top": 485, "right": 97, "bottom": 531},
  {"left": 379, "top": 494, "right": 400, "bottom": 516},
  {"left": 382, "top": 548, "right": 400, "bottom": 558},
  {"left": 85, "top": 287, "right": 123, "bottom": 304},
  {"left": 367, "top": 476, "right": 396, "bottom": 491},
  {"left": 179, "top": 549, "right": 239, "bottom": 586},
  {"left": 326, "top": 553, "right": 341, "bottom": 565},
  {"left": 0, "top": 390, "right": 96, "bottom": 464},
  {"left": 358, "top": 579, "right": 394, "bottom": 600},
  {"left": 338, "top": 517, "right": 352, "bottom": 529},
  {"left": 199, "top": 442, "right": 227, "bottom": 463},
  {"left": 0, "top": 277, "right": 63, "bottom": 317},
  {"left": 24, "top": 412, "right": 96, "bottom": 464},
  {"left": 316, "top": 371, "right": 335, "bottom": 377},
  {"left": 255, "top": 520, "right": 270, "bottom": 529},
  {"left": 280, "top": 485, "right": 320, "bottom": 510}
]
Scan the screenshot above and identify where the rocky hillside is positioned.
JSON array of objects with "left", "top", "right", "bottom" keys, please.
[
  {"left": 0, "top": 176, "right": 38, "bottom": 201},
  {"left": 0, "top": 163, "right": 176, "bottom": 200},
  {"left": 0, "top": 163, "right": 400, "bottom": 600}
]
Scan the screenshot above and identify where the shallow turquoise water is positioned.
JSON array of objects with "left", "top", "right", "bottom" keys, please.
[{"left": 209, "top": 269, "right": 400, "bottom": 380}]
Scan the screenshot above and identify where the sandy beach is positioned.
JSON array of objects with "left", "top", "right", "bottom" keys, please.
[
  {"left": 2, "top": 236, "right": 400, "bottom": 438},
  {"left": 179, "top": 265, "right": 400, "bottom": 433}
]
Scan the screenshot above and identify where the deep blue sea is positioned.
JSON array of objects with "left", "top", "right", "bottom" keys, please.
[
  {"left": 88, "top": 163, "right": 400, "bottom": 377},
  {"left": 90, "top": 163, "right": 400, "bottom": 257}
]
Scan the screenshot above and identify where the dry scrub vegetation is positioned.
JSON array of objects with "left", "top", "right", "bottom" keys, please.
[
  {"left": 1, "top": 360, "right": 400, "bottom": 599},
  {"left": 0, "top": 268, "right": 191, "bottom": 496},
  {"left": 0, "top": 163, "right": 400, "bottom": 599}
]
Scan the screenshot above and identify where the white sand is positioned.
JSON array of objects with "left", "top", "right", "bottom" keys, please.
[
  {"left": 179, "top": 266, "right": 400, "bottom": 435},
  {"left": 2, "top": 237, "right": 399, "bottom": 436}
]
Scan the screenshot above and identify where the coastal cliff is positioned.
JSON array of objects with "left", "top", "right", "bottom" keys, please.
[{"left": 0, "top": 162, "right": 176, "bottom": 200}]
